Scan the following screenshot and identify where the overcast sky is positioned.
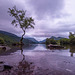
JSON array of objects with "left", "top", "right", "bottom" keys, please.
[{"left": 0, "top": 0, "right": 75, "bottom": 41}]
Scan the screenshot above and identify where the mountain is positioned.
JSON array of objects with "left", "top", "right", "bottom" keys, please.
[
  {"left": 50, "top": 36, "right": 64, "bottom": 40},
  {"left": 39, "top": 36, "right": 64, "bottom": 44},
  {"left": 39, "top": 39, "right": 46, "bottom": 44},
  {"left": 0, "top": 30, "right": 18, "bottom": 38},
  {"left": 25, "top": 38, "right": 39, "bottom": 44},
  {"left": 0, "top": 30, "right": 38, "bottom": 44}
]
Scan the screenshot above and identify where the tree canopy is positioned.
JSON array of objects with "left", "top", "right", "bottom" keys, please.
[{"left": 8, "top": 6, "right": 35, "bottom": 44}]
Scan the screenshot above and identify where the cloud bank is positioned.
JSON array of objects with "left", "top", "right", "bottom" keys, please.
[{"left": 0, "top": 0, "right": 75, "bottom": 40}]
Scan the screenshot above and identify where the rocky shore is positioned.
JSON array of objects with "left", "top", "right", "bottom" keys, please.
[
  {"left": 0, "top": 46, "right": 11, "bottom": 51},
  {"left": 0, "top": 51, "right": 75, "bottom": 75}
]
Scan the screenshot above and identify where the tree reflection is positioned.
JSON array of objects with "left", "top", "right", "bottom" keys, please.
[
  {"left": 20, "top": 45, "right": 25, "bottom": 62},
  {"left": 15, "top": 45, "right": 35, "bottom": 75},
  {"left": 70, "top": 45, "right": 75, "bottom": 57}
]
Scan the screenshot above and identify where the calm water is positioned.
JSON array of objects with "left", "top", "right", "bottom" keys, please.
[
  {"left": 13, "top": 44, "right": 75, "bottom": 57},
  {"left": 0, "top": 44, "right": 75, "bottom": 57}
]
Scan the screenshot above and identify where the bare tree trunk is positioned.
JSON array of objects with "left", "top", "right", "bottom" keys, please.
[{"left": 20, "top": 30, "right": 25, "bottom": 45}]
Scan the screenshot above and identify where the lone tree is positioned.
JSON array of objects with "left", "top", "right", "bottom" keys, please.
[{"left": 8, "top": 6, "right": 35, "bottom": 45}]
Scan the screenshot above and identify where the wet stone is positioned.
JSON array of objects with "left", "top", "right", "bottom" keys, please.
[
  {"left": 0, "top": 61, "right": 4, "bottom": 64},
  {"left": 0, "top": 64, "right": 4, "bottom": 72},
  {"left": 4, "top": 65, "right": 13, "bottom": 70}
]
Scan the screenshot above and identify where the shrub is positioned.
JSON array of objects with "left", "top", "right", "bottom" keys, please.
[
  {"left": 0, "top": 37, "right": 5, "bottom": 44},
  {"left": 60, "top": 38, "right": 70, "bottom": 45},
  {"left": 46, "top": 38, "right": 57, "bottom": 45},
  {"left": 70, "top": 37, "right": 75, "bottom": 44}
]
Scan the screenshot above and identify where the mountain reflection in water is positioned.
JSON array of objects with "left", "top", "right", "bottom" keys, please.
[
  {"left": 0, "top": 44, "right": 75, "bottom": 57},
  {"left": 22, "top": 44, "right": 75, "bottom": 57}
]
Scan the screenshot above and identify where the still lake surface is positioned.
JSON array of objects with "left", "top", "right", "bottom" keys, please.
[{"left": 0, "top": 44, "right": 75, "bottom": 57}]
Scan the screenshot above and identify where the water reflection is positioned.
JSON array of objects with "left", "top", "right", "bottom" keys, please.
[
  {"left": 22, "top": 44, "right": 37, "bottom": 50},
  {"left": 0, "top": 47, "right": 20, "bottom": 56},
  {"left": 19, "top": 45, "right": 25, "bottom": 62},
  {"left": 0, "top": 45, "right": 35, "bottom": 75},
  {"left": 70, "top": 45, "right": 75, "bottom": 57},
  {"left": 63, "top": 45, "right": 75, "bottom": 57},
  {"left": 47, "top": 44, "right": 75, "bottom": 57},
  {"left": 15, "top": 45, "right": 35, "bottom": 75},
  {"left": 33, "top": 44, "right": 47, "bottom": 50},
  {"left": 0, "top": 44, "right": 75, "bottom": 57}
]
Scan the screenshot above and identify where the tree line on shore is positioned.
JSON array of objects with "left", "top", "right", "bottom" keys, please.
[
  {"left": 46, "top": 32, "right": 75, "bottom": 45},
  {"left": 0, "top": 32, "right": 75, "bottom": 45}
]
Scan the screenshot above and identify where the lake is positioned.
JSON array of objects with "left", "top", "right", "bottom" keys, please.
[
  {"left": 24, "top": 44, "right": 75, "bottom": 57},
  {"left": 0, "top": 44, "right": 75, "bottom": 75},
  {"left": 0, "top": 44, "right": 75, "bottom": 57}
]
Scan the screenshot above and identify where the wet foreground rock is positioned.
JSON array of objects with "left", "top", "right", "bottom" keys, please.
[
  {"left": 0, "top": 60, "right": 35, "bottom": 75},
  {"left": 0, "top": 61, "right": 13, "bottom": 72}
]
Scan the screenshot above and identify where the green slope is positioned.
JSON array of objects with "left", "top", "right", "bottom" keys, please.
[{"left": 0, "top": 30, "right": 38, "bottom": 44}]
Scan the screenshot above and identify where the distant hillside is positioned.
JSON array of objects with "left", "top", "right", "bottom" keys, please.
[
  {"left": 25, "top": 38, "right": 39, "bottom": 44},
  {"left": 39, "top": 36, "right": 64, "bottom": 44},
  {"left": 0, "top": 30, "right": 18, "bottom": 37},
  {"left": 0, "top": 30, "right": 38, "bottom": 44},
  {"left": 39, "top": 39, "right": 46, "bottom": 44},
  {"left": 50, "top": 36, "right": 64, "bottom": 40}
]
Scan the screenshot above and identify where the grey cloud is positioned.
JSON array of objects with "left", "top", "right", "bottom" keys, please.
[
  {"left": 32, "top": 23, "right": 75, "bottom": 38},
  {"left": 0, "top": 0, "right": 74, "bottom": 40},
  {"left": 26, "top": 0, "right": 64, "bottom": 19},
  {"left": 0, "top": 23, "right": 23, "bottom": 35},
  {"left": 0, "top": 0, "right": 26, "bottom": 20},
  {"left": 0, "top": 0, "right": 26, "bottom": 35},
  {"left": 32, "top": 32, "right": 68, "bottom": 37}
]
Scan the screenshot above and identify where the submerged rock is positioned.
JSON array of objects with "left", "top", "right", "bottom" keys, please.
[
  {"left": 4, "top": 65, "right": 13, "bottom": 70},
  {"left": 47, "top": 44, "right": 64, "bottom": 49},
  {"left": 0, "top": 62, "right": 13, "bottom": 72},
  {"left": 0, "top": 65, "right": 4, "bottom": 72},
  {"left": 0, "top": 46, "right": 11, "bottom": 51},
  {"left": 2, "top": 47, "right": 6, "bottom": 50},
  {"left": 0, "top": 61, "right": 4, "bottom": 64}
]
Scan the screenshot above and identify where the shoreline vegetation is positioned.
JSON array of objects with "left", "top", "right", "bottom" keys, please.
[
  {"left": 0, "top": 31, "right": 75, "bottom": 53},
  {"left": 46, "top": 32, "right": 75, "bottom": 45},
  {"left": 0, "top": 30, "right": 75, "bottom": 46},
  {"left": 0, "top": 30, "right": 39, "bottom": 46}
]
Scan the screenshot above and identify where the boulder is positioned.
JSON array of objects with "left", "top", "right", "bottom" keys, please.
[
  {"left": 2, "top": 47, "right": 6, "bottom": 50},
  {"left": 4, "top": 65, "right": 13, "bottom": 70}
]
